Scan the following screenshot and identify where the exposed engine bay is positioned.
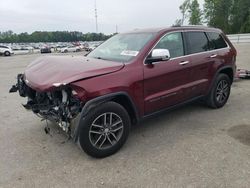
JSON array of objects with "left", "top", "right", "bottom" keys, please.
[{"left": 10, "top": 74, "right": 82, "bottom": 136}]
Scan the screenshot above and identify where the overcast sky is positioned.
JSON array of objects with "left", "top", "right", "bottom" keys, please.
[{"left": 0, "top": 0, "right": 204, "bottom": 34}]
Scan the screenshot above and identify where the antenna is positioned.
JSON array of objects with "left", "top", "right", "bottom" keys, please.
[{"left": 94, "top": 0, "right": 98, "bottom": 33}]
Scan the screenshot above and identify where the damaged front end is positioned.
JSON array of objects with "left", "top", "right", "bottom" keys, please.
[{"left": 10, "top": 74, "right": 83, "bottom": 137}]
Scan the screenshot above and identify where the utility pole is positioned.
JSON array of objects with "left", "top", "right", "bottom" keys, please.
[
  {"left": 116, "top": 25, "right": 118, "bottom": 33},
  {"left": 94, "top": 0, "right": 98, "bottom": 33}
]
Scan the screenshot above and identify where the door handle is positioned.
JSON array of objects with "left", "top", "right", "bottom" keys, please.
[
  {"left": 179, "top": 61, "right": 189, "bottom": 65},
  {"left": 210, "top": 54, "right": 218, "bottom": 58}
]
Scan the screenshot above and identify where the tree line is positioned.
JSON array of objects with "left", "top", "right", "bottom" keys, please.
[
  {"left": 177, "top": 0, "right": 250, "bottom": 34},
  {"left": 0, "top": 31, "right": 114, "bottom": 43}
]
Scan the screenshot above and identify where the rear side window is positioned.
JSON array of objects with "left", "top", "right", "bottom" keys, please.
[
  {"left": 185, "top": 32, "right": 210, "bottom": 54},
  {"left": 207, "top": 32, "right": 228, "bottom": 50},
  {"left": 0, "top": 46, "right": 8, "bottom": 49}
]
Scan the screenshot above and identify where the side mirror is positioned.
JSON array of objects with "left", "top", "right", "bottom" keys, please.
[{"left": 145, "top": 49, "right": 170, "bottom": 64}]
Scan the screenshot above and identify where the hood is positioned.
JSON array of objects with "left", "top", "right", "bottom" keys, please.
[{"left": 24, "top": 56, "right": 124, "bottom": 92}]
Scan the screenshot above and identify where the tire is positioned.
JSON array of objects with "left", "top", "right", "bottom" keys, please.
[
  {"left": 4, "top": 51, "right": 11, "bottom": 56},
  {"left": 78, "top": 102, "right": 131, "bottom": 158},
  {"left": 206, "top": 73, "right": 231, "bottom": 109}
]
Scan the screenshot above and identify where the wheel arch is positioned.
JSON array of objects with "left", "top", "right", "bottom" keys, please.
[
  {"left": 73, "top": 92, "right": 139, "bottom": 142},
  {"left": 219, "top": 67, "right": 234, "bottom": 84},
  {"left": 208, "top": 66, "right": 234, "bottom": 93},
  {"left": 4, "top": 50, "right": 11, "bottom": 56}
]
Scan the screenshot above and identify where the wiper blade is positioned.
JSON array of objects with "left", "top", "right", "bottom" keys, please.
[{"left": 95, "top": 56, "right": 110, "bottom": 61}]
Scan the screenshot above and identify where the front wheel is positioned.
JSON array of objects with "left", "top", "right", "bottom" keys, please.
[
  {"left": 78, "top": 102, "right": 131, "bottom": 158},
  {"left": 206, "top": 73, "right": 232, "bottom": 109},
  {"left": 4, "top": 51, "right": 11, "bottom": 56}
]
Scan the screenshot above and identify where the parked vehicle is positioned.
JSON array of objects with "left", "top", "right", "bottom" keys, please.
[
  {"left": 86, "top": 44, "right": 96, "bottom": 52},
  {"left": 10, "top": 26, "right": 237, "bottom": 158},
  {"left": 60, "top": 46, "right": 81, "bottom": 53},
  {"left": 0, "top": 45, "right": 13, "bottom": 56},
  {"left": 11, "top": 46, "right": 22, "bottom": 51},
  {"left": 236, "top": 69, "right": 250, "bottom": 79},
  {"left": 40, "top": 46, "right": 52, "bottom": 53},
  {"left": 21, "top": 46, "right": 34, "bottom": 51}
]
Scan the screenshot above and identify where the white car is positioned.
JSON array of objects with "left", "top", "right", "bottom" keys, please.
[
  {"left": 0, "top": 45, "right": 13, "bottom": 56},
  {"left": 60, "top": 46, "right": 81, "bottom": 53}
]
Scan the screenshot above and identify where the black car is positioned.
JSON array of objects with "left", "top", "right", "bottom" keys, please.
[{"left": 40, "top": 47, "right": 52, "bottom": 53}]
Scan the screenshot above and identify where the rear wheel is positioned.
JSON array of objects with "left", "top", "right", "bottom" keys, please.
[
  {"left": 206, "top": 73, "right": 231, "bottom": 108},
  {"left": 78, "top": 102, "right": 131, "bottom": 158}
]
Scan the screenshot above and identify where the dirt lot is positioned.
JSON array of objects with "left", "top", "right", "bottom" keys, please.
[{"left": 0, "top": 45, "right": 250, "bottom": 188}]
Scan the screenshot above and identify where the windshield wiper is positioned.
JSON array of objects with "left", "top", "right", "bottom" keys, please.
[{"left": 95, "top": 56, "right": 110, "bottom": 61}]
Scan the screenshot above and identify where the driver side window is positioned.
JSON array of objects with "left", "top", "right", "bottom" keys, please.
[{"left": 154, "top": 32, "right": 184, "bottom": 58}]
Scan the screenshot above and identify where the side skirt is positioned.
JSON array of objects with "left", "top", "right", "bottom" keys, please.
[{"left": 141, "top": 95, "right": 204, "bottom": 121}]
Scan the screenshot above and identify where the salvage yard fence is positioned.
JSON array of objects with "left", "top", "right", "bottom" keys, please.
[{"left": 227, "top": 33, "right": 250, "bottom": 43}]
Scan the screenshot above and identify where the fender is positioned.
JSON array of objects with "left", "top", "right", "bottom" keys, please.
[
  {"left": 73, "top": 91, "right": 139, "bottom": 142},
  {"left": 207, "top": 65, "right": 234, "bottom": 95}
]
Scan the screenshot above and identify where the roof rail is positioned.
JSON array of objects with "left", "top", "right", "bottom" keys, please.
[{"left": 172, "top": 25, "right": 208, "bottom": 28}]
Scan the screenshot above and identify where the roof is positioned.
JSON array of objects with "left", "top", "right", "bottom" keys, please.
[{"left": 123, "top": 26, "right": 222, "bottom": 34}]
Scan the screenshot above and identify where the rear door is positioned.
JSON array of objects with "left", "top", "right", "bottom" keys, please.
[
  {"left": 143, "top": 32, "right": 192, "bottom": 114},
  {"left": 183, "top": 31, "right": 214, "bottom": 97},
  {"left": 206, "top": 31, "right": 233, "bottom": 87}
]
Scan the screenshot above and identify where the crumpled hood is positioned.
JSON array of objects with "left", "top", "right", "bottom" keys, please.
[{"left": 24, "top": 56, "right": 124, "bottom": 91}]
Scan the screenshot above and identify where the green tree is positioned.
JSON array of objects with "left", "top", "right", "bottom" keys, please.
[
  {"left": 230, "top": 0, "right": 250, "bottom": 33},
  {"left": 0, "top": 31, "right": 112, "bottom": 43},
  {"left": 241, "top": 10, "right": 250, "bottom": 33},
  {"left": 188, "top": 0, "right": 202, "bottom": 25},
  {"left": 178, "top": 0, "right": 250, "bottom": 34},
  {"left": 204, "top": 0, "right": 233, "bottom": 33},
  {"left": 173, "top": 19, "right": 182, "bottom": 27},
  {"left": 179, "top": 0, "right": 191, "bottom": 25}
]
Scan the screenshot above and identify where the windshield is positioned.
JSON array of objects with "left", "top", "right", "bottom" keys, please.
[{"left": 87, "top": 33, "right": 155, "bottom": 62}]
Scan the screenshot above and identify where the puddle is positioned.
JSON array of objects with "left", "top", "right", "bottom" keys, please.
[{"left": 228, "top": 125, "right": 250, "bottom": 146}]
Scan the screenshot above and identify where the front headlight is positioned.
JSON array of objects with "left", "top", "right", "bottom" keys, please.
[{"left": 70, "top": 84, "right": 86, "bottom": 101}]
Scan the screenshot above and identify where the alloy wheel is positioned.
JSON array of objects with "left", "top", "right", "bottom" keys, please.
[
  {"left": 89, "top": 112, "right": 124, "bottom": 150},
  {"left": 216, "top": 80, "right": 229, "bottom": 103}
]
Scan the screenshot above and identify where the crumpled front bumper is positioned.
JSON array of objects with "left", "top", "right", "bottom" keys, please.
[{"left": 9, "top": 74, "right": 83, "bottom": 140}]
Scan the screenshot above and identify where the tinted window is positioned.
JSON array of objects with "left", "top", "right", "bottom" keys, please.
[
  {"left": 185, "top": 32, "right": 210, "bottom": 54},
  {"left": 207, "top": 32, "right": 228, "bottom": 50},
  {"left": 154, "top": 32, "right": 184, "bottom": 58},
  {"left": 0, "top": 46, "right": 8, "bottom": 49}
]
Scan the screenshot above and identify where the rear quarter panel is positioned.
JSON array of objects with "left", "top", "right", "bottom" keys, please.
[{"left": 205, "top": 40, "right": 237, "bottom": 95}]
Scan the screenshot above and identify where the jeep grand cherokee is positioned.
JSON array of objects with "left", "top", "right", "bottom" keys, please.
[{"left": 10, "top": 26, "right": 237, "bottom": 158}]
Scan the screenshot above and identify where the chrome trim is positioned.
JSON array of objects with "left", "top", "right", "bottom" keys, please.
[
  {"left": 179, "top": 61, "right": 190, "bottom": 65},
  {"left": 210, "top": 54, "right": 218, "bottom": 58},
  {"left": 143, "top": 30, "right": 230, "bottom": 65}
]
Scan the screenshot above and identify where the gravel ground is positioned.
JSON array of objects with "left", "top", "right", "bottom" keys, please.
[{"left": 0, "top": 45, "right": 250, "bottom": 188}]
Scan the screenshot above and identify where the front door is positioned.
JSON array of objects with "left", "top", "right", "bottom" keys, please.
[{"left": 143, "top": 32, "right": 192, "bottom": 115}]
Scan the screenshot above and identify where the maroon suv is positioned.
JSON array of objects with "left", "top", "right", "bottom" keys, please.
[{"left": 10, "top": 26, "right": 237, "bottom": 158}]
